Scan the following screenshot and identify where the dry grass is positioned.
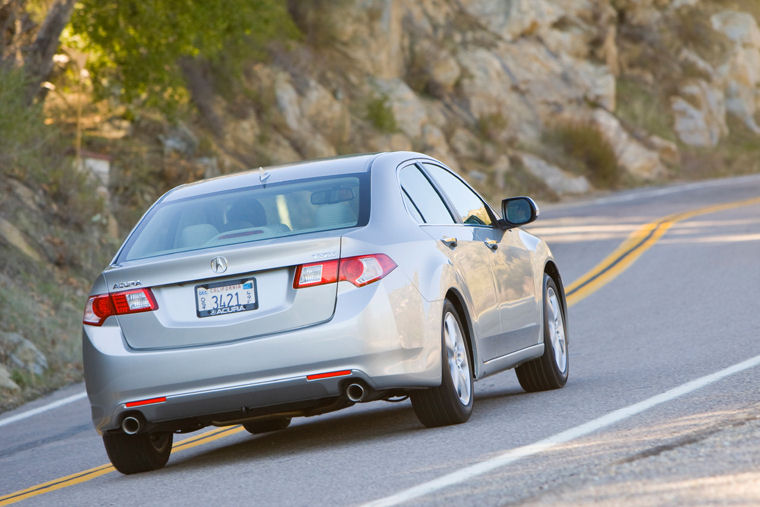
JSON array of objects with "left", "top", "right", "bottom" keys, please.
[
  {"left": 616, "top": 77, "right": 676, "bottom": 142},
  {"left": 543, "top": 121, "right": 621, "bottom": 189}
]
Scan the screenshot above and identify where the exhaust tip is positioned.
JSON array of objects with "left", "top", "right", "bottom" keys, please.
[
  {"left": 346, "top": 383, "right": 366, "bottom": 403},
  {"left": 121, "top": 416, "right": 141, "bottom": 435}
]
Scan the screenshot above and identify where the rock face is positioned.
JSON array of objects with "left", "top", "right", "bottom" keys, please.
[
  {"left": 518, "top": 153, "right": 591, "bottom": 195},
  {"left": 0, "top": 364, "right": 19, "bottom": 391},
  {"left": 711, "top": 11, "right": 760, "bottom": 133},
  {"left": 206, "top": 0, "right": 760, "bottom": 195},
  {"left": 592, "top": 109, "right": 666, "bottom": 179},
  {"left": 0, "top": 331, "right": 48, "bottom": 377},
  {"left": 671, "top": 80, "right": 728, "bottom": 147}
]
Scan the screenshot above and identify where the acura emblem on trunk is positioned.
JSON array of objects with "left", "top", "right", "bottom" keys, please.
[{"left": 210, "top": 256, "right": 228, "bottom": 273}]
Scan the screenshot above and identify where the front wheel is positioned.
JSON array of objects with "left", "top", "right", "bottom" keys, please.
[
  {"left": 516, "top": 274, "right": 569, "bottom": 392},
  {"left": 411, "top": 300, "right": 473, "bottom": 427},
  {"left": 103, "top": 431, "right": 173, "bottom": 474}
]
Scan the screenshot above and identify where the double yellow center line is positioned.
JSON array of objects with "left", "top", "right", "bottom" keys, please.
[
  {"left": 0, "top": 426, "right": 245, "bottom": 505},
  {"left": 3, "top": 195, "right": 760, "bottom": 505},
  {"left": 565, "top": 196, "right": 760, "bottom": 306}
]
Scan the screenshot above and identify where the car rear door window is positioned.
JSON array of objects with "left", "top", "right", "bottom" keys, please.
[
  {"left": 423, "top": 164, "right": 493, "bottom": 226},
  {"left": 399, "top": 165, "right": 455, "bottom": 224}
]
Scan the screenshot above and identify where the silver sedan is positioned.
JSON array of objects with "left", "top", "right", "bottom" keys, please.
[{"left": 82, "top": 151, "right": 569, "bottom": 473}]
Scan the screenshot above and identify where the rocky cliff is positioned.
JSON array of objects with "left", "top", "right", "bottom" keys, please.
[{"left": 149, "top": 0, "right": 759, "bottom": 205}]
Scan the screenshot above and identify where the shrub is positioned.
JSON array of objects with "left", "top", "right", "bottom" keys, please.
[
  {"left": 366, "top": 95, "right": 398, "bottom": 133},
  {"left": 616, "top": 77, "right": 675, "bottom": 141},
  {"left": 0, "top": 68, "right": 51, "bottom": 176},
  {"left": 476, "top": 113, "right": 509, "bottom": 143},
  {"left": 544, "top": 121, "right": 620, "bottom": 188}
]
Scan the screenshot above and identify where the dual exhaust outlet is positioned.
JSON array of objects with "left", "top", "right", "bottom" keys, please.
[{"left": 121, "top": 382, "right": 372, "bottom": 433}]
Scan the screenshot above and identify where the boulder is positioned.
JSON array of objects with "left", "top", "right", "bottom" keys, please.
[
  {"left": 367, "top": 133, "right": 413, "bottom": 153},
  {"left": 0, "top": 218, "right": 42, "bottom": 262},
  {"left": 273, "top": 73, "right": 343, "bottom": 159},
  {"left": 274, "top": 73, "right": 302, "bottom": 132},
  {"left": 421, "top": 125, "right": 457, "bottom": 170},
  {"left": 371, "top": 78, "right": 430, "bottom": 139},
  {"left": 493, "top": 154, "right": 511, "bottom": 190},
  {"left": 0, "top": 332, "right": 47, "bottom": 377},
  {"left": 449, "top": 128, "right": 482, "bottom": 159},
  {"left": 710, "top": 11, "right": 760, "bottom": 133},
  {"left": 300, "top": 77, "right": 351, "bottom": 144},
  {"left": 517, "top": 153, "right": 591, "bottom": 195},
  {"left": 427, "top": 54, "right": 461, "bottom": 93},
  {"left": 670, "top": 80, "right": 728, "bottom": 146},
  {"left": 460, "top": 0, "right": 561, "bottom": 41},
  {"left": 457, "top": 46, "right": 539, "bottom": 141},
  {"left": 591, "top": 109, "right": 666, "bottom": 180},
  {"left": 159, "top": 123, "right": 198, "bottom": 156},
  {"left": 329, "top": 0, "right": 405, "bottom": 79},
  {"left": 0, "top": 364, "right": 19, "bottom": 391},
  {"left": 648, "top": 136, "right": 681, "bottom": 166}
]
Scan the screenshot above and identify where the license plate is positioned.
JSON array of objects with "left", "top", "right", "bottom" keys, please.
[{"left": 195, "top": 278, "right": 258, "bottom": 317}]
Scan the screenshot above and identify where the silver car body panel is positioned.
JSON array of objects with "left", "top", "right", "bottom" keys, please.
[{"left": 84, "top": 151, "right": 560, "bottom": 433}]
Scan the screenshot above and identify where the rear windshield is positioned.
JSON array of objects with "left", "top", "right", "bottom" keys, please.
[{"left": 117, "top": 173, "right": 369, "bottom": 262}]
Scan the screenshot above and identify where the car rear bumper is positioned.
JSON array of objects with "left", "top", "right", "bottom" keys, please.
[{"left": 83, "top": 273, "right": 442, "bottom": 433}]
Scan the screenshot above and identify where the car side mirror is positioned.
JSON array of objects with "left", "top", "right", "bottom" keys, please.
[{"left": 500, "top": 196, "right": 539, "bottom": 229}]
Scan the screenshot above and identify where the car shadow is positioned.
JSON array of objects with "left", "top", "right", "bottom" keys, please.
[
  {"left": 153, "top": 381, "right": 571, "bottom": 474},
  {"left": 165, "top": 402, "right": 424, "bottom": 472}
]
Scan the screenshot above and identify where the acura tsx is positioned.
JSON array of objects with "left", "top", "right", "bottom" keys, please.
[{"left": 83, "top": 151, "right": 569, "bottom": 473}]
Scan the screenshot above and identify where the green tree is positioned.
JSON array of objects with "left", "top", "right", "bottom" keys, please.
[{"left": 65, "top": 0, "right": 298, "bottom": 112}]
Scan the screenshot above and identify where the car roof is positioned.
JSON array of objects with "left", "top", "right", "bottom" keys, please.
[{"left": 163, "top": 152, "right": 395, "bottom": 202}]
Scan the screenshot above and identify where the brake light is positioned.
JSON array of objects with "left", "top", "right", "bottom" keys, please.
[
  {"left": 83, "top": 288, "right": 158, "bottom": 326},
  {"left": 293, "top": 254, "right": 397, "bottom": 289},
  {"left": 339, "top": 254, "right": 397, "bottom": 287}
]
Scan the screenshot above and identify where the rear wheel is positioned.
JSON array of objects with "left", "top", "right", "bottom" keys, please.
[
  {"left": 243, "top": 417, "right": 292, "bottom": 434},
  {"left": 102, "top": 431, "right": 172, "bottom": 474},
  {"left": 411, "top": 300, "right": 473, "bottom": 427},
  {"left": 516, "top": 274, "right": 568, "bottom": 392}
]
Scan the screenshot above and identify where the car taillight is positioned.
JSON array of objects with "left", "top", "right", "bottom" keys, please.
[
  {"left": 293, "top": 254, "right": 397, "bottom": 289},
  {"left": 83, "top": 288, "right": 158, "bottom": 326},
  {"left": 339, "top": 254, "right": 397, "bottom": 287},
  {"left": 293, "top": 260, "right": 339, "bottom": 288}
]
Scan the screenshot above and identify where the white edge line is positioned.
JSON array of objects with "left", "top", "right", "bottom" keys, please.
[
  {"left": 362, "top": 353, "right": 760, "bottom": 507},
  {"left": 0, "top": 391, "right": 87, "bottom": 428}
]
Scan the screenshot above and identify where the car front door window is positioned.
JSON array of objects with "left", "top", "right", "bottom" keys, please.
[{"left": 422, "top": 164, "right": 493, "bottom": 226}]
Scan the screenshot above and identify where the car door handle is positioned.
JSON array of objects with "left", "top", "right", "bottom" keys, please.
[
  {"left": 441, "top": 237, "right": 458, "bottom": 248},
  {"left": 484, "top": 239, "right": 498, "bottom": 250}
]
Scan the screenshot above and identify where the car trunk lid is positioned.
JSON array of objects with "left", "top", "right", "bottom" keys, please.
[{"left": 104, "top": 235, "right": 341, "bottom": 349}]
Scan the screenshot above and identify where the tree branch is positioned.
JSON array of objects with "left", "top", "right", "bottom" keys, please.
[{"left": 23, "top": 0, "right": 75, "bottom": 102}]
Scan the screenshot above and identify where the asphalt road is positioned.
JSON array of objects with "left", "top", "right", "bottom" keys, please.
[{"left": 2, "top": 174, "right": 760, "bottom": 506}]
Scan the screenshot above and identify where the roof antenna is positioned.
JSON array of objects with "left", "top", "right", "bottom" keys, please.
[{"left": 259, "top": 166, "right": 270, "bottom": 185}]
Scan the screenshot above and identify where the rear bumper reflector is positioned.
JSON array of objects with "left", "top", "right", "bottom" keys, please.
[
  {"left": 306, "top": 370, "right": 352, "bottom": 381},
  {"left": 125, "top": 396, "right": 167, "bottom": 408}
]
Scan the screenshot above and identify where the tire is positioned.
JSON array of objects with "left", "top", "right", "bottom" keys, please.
[
  {"left": 411, "top": 300, "right": 473, "bottom": 427},
  {"left": 516, "top": 274, "right": 569, "bottom": 392},
  {"left": 243, "top": 417, "right": 292, "bottom": 434},
  {"left": 102, "top": 431, "right": 173, "bottom": 474}
]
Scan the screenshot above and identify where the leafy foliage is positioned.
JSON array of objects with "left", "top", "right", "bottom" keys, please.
[
  {"left": 65, "top": 0, "right": 298, "bottom": 110},
  {"left": 365, "top": 95, "right": 398, "bottom": 133}
]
